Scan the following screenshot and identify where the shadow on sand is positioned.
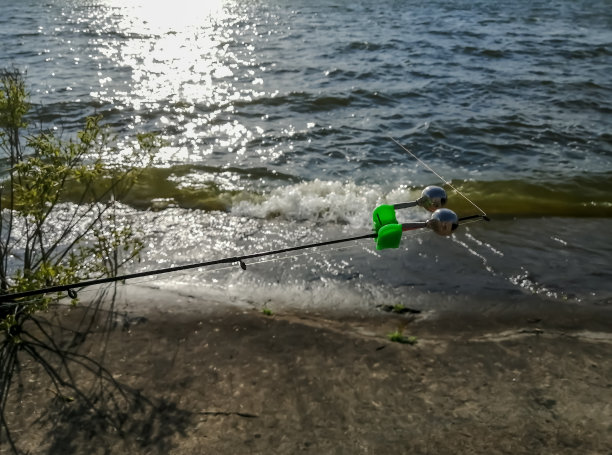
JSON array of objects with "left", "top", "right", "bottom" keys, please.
[{"left": 1, "top": 288, "right": 193, "bottom": 454}]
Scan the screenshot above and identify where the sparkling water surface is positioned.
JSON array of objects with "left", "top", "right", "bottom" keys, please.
[{"left": 2, "top": 0, "right": 611, "bottom": 309}]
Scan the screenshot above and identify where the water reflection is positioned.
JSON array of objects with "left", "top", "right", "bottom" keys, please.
[
  {"left": 104, "top": 0, "right": 228, "bottom": 33},
  {"left": 89, "top": 0, "right": 268, "bottom": 166}
]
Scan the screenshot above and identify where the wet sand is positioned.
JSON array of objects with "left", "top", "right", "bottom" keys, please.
[{"left": 4, "top": 290, "right": 612, "bottom": 454}]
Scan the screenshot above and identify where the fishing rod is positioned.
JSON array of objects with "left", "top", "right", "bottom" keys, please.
[
  {"left": 0, "top": 138, "right": 490, "bottom": 303},
  {"left": 0, "top": 185, "right": 487, "bottom": 303}
]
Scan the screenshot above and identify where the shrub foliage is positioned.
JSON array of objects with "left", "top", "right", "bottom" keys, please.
[{"left": 0, "top": 68, "right": 164, "bottom": 452}]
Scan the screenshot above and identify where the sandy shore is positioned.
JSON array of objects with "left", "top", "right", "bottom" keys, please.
[{"left": 4, "top": 290, "right": 612, "bottom": 454}]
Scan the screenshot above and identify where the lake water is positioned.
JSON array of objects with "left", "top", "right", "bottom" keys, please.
[{"left": 2, "top": 0, "right": 611, "bottom": 311}]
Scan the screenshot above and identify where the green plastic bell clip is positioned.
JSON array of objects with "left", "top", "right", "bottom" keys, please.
[{"left": 372, "top": 204, "right": 402, "bottom": 250}]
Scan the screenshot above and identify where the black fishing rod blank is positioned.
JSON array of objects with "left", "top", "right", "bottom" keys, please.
[{"left": 0, "top": 231, "right": 377, "bottom": 302}]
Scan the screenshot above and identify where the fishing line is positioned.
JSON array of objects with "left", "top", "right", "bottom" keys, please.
[
  {"left": 114, "top": 248, "right": 318, "bottom": 289},
  {"left": 241, "top": 240, "right": 363, "bottom": 267},
  {"left": 199, "top": 225, "right": 427, "bottom": 271},
  {"left": 110, "top": 226, "right": 427, "bottom": 293},
  {"left": 0, "top": 220, "right": 436, "bottom": 304},
  {"left": 115, "top": 240, "right": 362, "bottom": 289},
  {"left": 7, "top": 240, "right": 363, "bottom": 305},
  {"left": 115, "top": 262, "right": 239, "bottom": 290},
  {"left": 388, "top": 136, "right": 489, "bottom": 219},
  {"left": 0, "top": 231, "right": 377, "bottom": 302},
  {"left": 455, "top": 217, "right": 484, "bottom": 227}
]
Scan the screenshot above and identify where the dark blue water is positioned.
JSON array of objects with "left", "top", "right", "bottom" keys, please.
[{"left": 2, "top": 0, "right": 612, "bottom": 310}]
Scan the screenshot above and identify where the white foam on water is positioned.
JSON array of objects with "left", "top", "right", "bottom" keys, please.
[{"left": 231, "top": 179, "right": 421, "bottom": 229}]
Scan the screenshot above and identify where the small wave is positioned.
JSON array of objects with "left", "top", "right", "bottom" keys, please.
[
  {"left": 454, "top": 45, "right": 508, "bottom": 58},
  {"left": 24, "top": 164, "right": 298, "bottom": 212},
  {"left": 7, "top": 155, "right": 611, "bottom": 220},
  {"left": 342, "top": 41, "right": 396, "bottom": 53},
  {"left": 231, "top": 91, "right": 354, "bottom": 113},
  {"left": 232, "top": 87, "right": 401, "bottom": 115},
  {"left": 556, "top": 45, "right": 612, "bottom": 60},
  {"left": 231, "top": 179, "right": 391, "bottom": 227},
  {"left": 229, "top": 174, "right": 612, "bottom": 224},
  {"left": 448, "top": 176, "right": 612, "bottom": 219}
]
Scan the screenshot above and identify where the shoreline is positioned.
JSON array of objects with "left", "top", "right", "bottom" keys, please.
[{"left": 5, "top": 292, "right": 612, "bottom": 454}]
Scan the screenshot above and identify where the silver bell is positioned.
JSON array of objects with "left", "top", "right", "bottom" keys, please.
[
  {"left": 426, "top": 208, "right": 458, "bottom": 236},
  {"left": 417, "top": 186, "right": 447, "bottom": 212}
]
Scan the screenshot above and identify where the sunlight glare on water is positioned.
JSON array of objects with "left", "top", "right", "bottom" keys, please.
[
  {"left": 102, "top": 0, "right": 228, "bottom": 32},
  {"left": 92, "top": 0, "right": 262, "bottom": 165}
]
